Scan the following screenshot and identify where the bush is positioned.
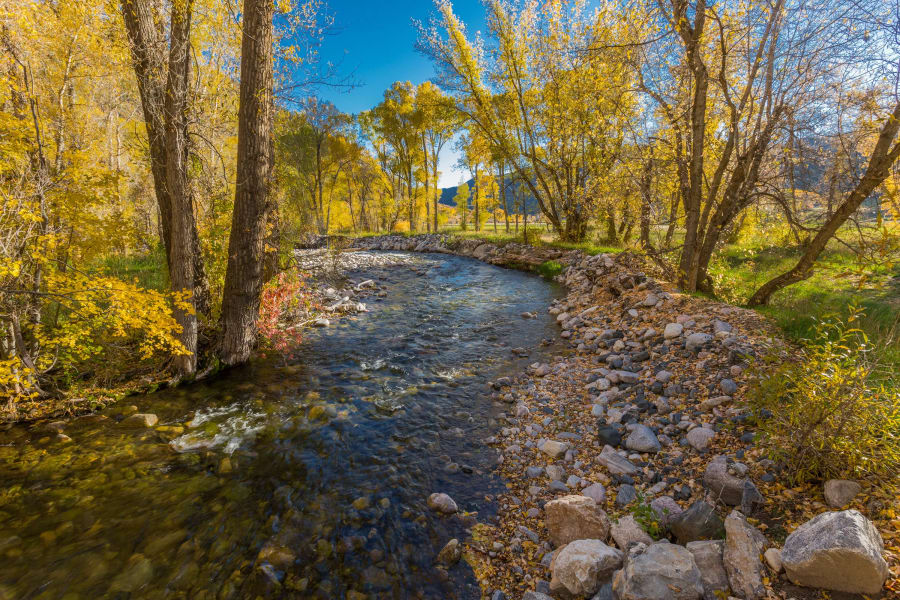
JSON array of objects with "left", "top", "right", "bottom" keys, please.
[
  {"left": 535, "top": 260, "right": 563, "bottom": 280},
  {"left": 749, "top": 308, "right": 900, "bottom": 484}
]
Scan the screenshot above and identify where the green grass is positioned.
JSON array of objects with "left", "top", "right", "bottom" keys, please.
[
  {"left": 92, "top": 249, "right": 169, "bottom": 292},
  {"left": 708, "top": 229, "right": 900, "bottom": 369}
]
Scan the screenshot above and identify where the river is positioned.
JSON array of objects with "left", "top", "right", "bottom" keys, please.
[{"left": 0, "top": 251, "right": 561, "bottom": 599}]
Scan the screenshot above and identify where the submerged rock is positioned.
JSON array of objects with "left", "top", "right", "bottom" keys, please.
[
  {"left": 427, "top": 493, "right": 458, "bottom": 514},
  {"left": 120, "top": 413, "right": 158, "bottom": 427}
]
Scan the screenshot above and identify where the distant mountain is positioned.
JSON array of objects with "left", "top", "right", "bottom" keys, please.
[{"left": 439, "top": 176, "right": 541, "bottom": 214}]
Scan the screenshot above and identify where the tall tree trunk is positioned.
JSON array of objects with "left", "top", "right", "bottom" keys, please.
[
  {"left": 164, "top": 0, "right": 197, "bottom": 375},
  {"left": 748, "top": 102, "right": 900, "bottom": 306},
  {"left": 473, "top": 164, "right": 480, "bottom": 231},
  {"left": 639, "top": 154, "right": 653, "bottom": 250},
  {"left": 220, "top": 0, "right": 274, "bottom": 366}
]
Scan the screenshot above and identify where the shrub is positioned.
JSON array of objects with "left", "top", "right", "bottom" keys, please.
[
  {"left": 535, "top": 260, "right": 563, "bottom": 280},
  {"left": 749, "top": 307, "right": 900, "bottom": 484}
]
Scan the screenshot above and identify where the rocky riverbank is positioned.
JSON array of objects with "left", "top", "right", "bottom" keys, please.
[{"left": 314, "top": 234, "right": 897, "bottom": 600}]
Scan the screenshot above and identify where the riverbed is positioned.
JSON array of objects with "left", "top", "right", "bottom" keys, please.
[{"left": 0, "top": 252, "right": 561, "bottom": 599}]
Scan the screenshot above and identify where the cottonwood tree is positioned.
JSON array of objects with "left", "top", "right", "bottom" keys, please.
[
  {"left": 414, "top": 81, "right": 458, "bottom": 233},
  {"left": 419, "top": 0, "right": 637, "bottom": 241},
  {"left": 634, "top": 0, "right": 871, "bottom": 292},
  {"left": 119, "top": 0, "right": 211, "bottom": 374},
  {"left": 219, "top": 0, "right": 276, "bottom": 365}
]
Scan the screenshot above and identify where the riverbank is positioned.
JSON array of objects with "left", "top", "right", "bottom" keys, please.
[{"left": 317, "top": 234, "right": 898, "bottom": 600}]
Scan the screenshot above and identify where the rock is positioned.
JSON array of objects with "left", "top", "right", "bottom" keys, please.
[
  {"left": 650, "top": 496, "right": 683, "bottom": 529},
  {"left": 120, "top": 413, "right": 158, "bottom": 427},
  {"left": 823, "top": 479, "right": 861, "bottom": 508},
  {"left": 643, "top": 293, "right": 659, "bottom": 307},
  {"left": 686, "top": 540, "right": 730, "bottom": 600},
  {"left": 713, "top": 320, "right": 732, "bottom": 334},
  {"left": 624, "top": 425, "right": 661, "bottom": 453},
  {"left": 739, "top": 480, "right": 764, "bottom": 516},
  {"left": 545, "top": 465, "right": 565, "bottom": 482},
  {"left": 597, "top": 445, "right": 639, "bottom": 476},
  {"left": 615, "top": 484, "right": 637, "bottom": 507},
  {"left": 541, "top": 440, "right": 568, "bottom": 459},
  {"left": 596, "top": 425, "right": 622, "bottom": 447},
  {"left": 523, "top": 593, "right": 554, "bottom": 600},
  {"left": 702, "top": 456, "right": 744, "bottom": 505},
  {"left": 45, "top": 421, "right": 66, "bottom": 433},
  {"left": 719, "top": 379, "right": 737, "bottom": 395},
  {"left": 436, "top": 539, "right": 461, "bottom": 566},
  {"left": 582, "top": 483, "right": 607, "bottom": 505},
  {"left": 699, "top": 396, "right": 730, "bottom": 411},
  {"left": 610, "top": 516, "right": 652, "bottom": 550},
  {"left": 550, "top": 539, "right": 623, "bottom": 598},
  {"left": 723, "top": 510, "right": 767, "bottom": 600},
  {"left": 669, "top": 501, "right": 724, "bottom": 545},
  {"left": 781, "top": 509, "right": 888, "bottom": 594},
  {"left": 685, "top": 427, "right": 715, "bottom": 451},
  {"left": 313, "top": 317, "right": 330, "bottom": 327},
  {"left": 545, "top": 495, "right": 611, "bottom": 547},
  {"left": 427, "top": 493, "right": 458, "bottom": 514},
  {"left": 612, "top": 541, "right": 704, "bottom": 600},
  {"left": 763, "top": 548, "right": 783, "bottom": 573},
  {"left": 663, "top": 323, "right": 683, "bottom": 339},
  {"left": 685, "top": 333, "right": 713, "bottom": 351}
]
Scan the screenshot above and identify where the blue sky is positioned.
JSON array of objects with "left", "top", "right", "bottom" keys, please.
[{"left": 313, "top": 0, "right": 486, "bottom": 187}]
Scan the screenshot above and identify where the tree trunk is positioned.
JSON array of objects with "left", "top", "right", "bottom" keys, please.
[
  {"left": 748, "top": 102, "right": 900, "bottom": 306},
  {"left": 164, "top": 0, "right": 197, "bottom": 375},
  {"left": 639, "top": 154, "right": 652, "bottom": 250},
  {"left": 220, "top": 0, "right": 275, "bottom": 366}
]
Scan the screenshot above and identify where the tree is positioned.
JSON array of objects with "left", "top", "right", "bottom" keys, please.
[
  {"left": 415, "top": 81, "right": 458, "bottom": 233},
  {"left": 220, "top": 0, "right": 275, "bottom": 366},
  {"left": 119, "top": 0, "right": 212, "bottom": 374},
  {"left": 453, "top": 182, "right": 470, "bottom": 230}
]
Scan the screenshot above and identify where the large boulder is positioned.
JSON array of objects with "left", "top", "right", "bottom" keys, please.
[
  {"left": 668, "top": 501, "right": 724, "bottom": 545},
  {"left": 612, "top": 541, "right": 704, "bottom": 600},
  {"left": 781, "top": 510, "right": 889, "bottom": 594},
  {"left": 545, "top": 495, "right": 611, "bottom": 547},
  {"left": 723, "top": 510, "right": 767, "bottom": 600},
  {"left": 549, "top": 539, "right": 623, "bottom": 598},
  {"left": 702, "top": 455, "right": 744, "bottom": 505},
  {"left": 686, "top": 540, "right": 729, "bottom": 600}
]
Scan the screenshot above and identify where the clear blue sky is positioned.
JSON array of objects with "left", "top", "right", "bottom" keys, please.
[{"left": 314, "top": 0, "right": 486, "bottom": 187}]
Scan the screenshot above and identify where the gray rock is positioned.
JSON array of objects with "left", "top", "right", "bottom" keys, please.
[
  {"left": 625, "top": 424, "right": 661, "bottom": 453},
  {"left": 582, "top": 483, "right": 607, "bottom": 505},
  {"left": 527, "top": 466, "right": 545, "bottom": 478},
  {"left": 545, "top": 495, "right": 611, "bottom": 547},
  {"left": 663, "top": 323, "right": 683, "bottom": 339},
  {"left": 598, "top": 445, "right": 639, "bottom": 476},
  {"left": 686, "top": 540, "right": 729, "bottom": 600},
  {"left": 781, "top": 509, "right": 888, "bottom": 594},
  {"left": 612, "top": 541, "right": 704, "bottom": 600},
  {"left": 615, "top": 484, "right": 637, "bottom": 507},
  {"left": 546, "top": 465, "right": 566, "bottom": 481},
  {"left": 685, "top": 427, "right": 715, "bottom": 451},
  {"left": 550, "top": 539, "right": 623, "bottom": 598},
  {"left": 702, "top": 455, "right": 745, "bottom": 505},
  {"left": 610, "top": 515, "right": 653, "bottom": 551},
  {"left": 685, "top": 333, "right": 713, "bottom": 351},
  {"left": 719, "top": 379, "right": 737, "bottom": 395},
  {"left": 669, "top": 501, "right": 724, "bottom": 545},
  {"left": 541, "top": 440, "right": 568, "bottom": 459},
  {"left": 823, "top": 479, "right": 861, "bottom": 509},
  {"left": 650, "top": 496, "right": 683, "bottom": 529},
  {"left": 523, "top": 593, "right": 553, "bottom": 600},
  {"left": 723, "top": 510, "right": 767, "bottom": 600},
  {"left": 591, "top": 581, "right": 614, "bottom": 600},
  {"left": 713, "top": 320, "right": 732, "bottom": 334},
  {"left": 427, "top": 493, "right": 458, "bottom": 514},
  {"left": 740, "top": 480, "right": 764, "bottom": 516}
]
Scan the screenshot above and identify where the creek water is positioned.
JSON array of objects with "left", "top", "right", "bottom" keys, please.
[{"left": 0, "top": 251, "right": 561, "bottom": 600}]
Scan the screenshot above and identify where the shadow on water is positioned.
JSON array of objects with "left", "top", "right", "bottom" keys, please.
[{"left": 0, "top": 252, "right": 562, "bottom": 599}]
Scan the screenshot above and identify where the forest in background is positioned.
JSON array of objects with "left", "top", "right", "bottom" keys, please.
[{"left": 2, "top": 0, "right": 899, "bottom": 419}]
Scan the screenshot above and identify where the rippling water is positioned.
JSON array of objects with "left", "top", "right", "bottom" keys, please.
[{"left": 0, "top": 252, "right": 561, "bottom": 599}]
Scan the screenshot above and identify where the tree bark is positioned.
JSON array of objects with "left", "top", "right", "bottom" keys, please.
[
  {"left": 748, "top": 102, "right": 900, "bottom": 306},
  {"left": 164, "top": 0, "right": 197, "bottom": 375},
  {"left": 220, "top": 0, "right": 274, "bottom": 366}
]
